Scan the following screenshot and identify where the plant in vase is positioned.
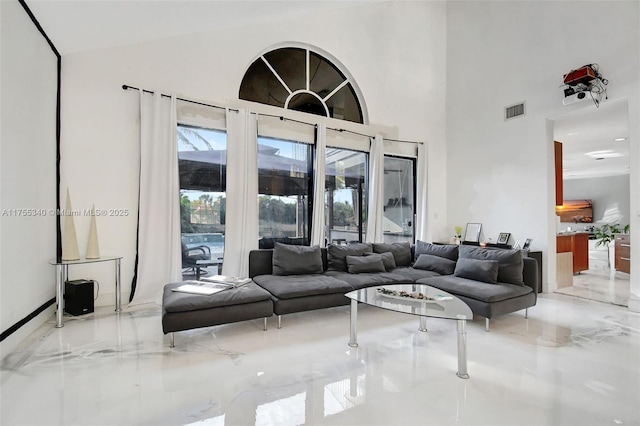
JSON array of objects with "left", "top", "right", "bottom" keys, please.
[
  {"left": 454, "top": 226, "right": 463, "bottom": 244},
  {"left": 593, "top": 223, "right": 630, "bottom": 267}
]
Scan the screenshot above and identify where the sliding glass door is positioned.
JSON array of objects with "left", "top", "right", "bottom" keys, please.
[
  {"left": 257, "top": 137, "right": 312, "bottom": 245},
  {"left": 177, "top": 125, "right": 227, "bottom": 271},
  {"left": 383, "top": 156, "right": 415, "bottom": 243},
  {"left": 325, "top": 148, "right": 368, "bottom": 244}
]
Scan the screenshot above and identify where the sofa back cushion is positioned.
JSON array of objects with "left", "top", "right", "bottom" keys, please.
[
  {"left": 373, "top": 242, "right": 412, "bottom": 266},
  {"left": 454, "top": 258, "right": 499, "bottom": 284},
  {"left": 413, "top": 254, "right": 456, "bottom": 275},
  {"left": 272, "top": 243, "right": 324, "bottom": 276},
  {"left": 328, "top": 243, "right": 373, "bottom": 271},
  {"left": 459, "top": 245, "right": 524, "bottom": 285},
  {"left": 364, "top": 251, "right": 397, "bottom": 271},
  {"left": 346, "top": 255, "right": 386, "bottom": 274},
  {"left": 414, "top": 240, "right": 459, "bottom": 261}
]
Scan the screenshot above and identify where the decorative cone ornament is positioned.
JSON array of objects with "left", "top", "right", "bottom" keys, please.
[
  {"left": 61, "top": 188, "right": 80, "bottom": 260},
  {"left": 86, "top": 204, "right": 100, "bottom": 259}
]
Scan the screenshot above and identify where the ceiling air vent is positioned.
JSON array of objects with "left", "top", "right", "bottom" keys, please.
[{"left": 505, "top": 102, "right": 526, "bottom": 120}]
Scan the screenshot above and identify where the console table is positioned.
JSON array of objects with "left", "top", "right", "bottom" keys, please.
[{"left": 49, "top": 256, "right": 122, "bottom": 328}]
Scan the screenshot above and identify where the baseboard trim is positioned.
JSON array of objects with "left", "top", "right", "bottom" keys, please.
[{"left": 0, "top": 298, "right": 55, "bottom": 342}]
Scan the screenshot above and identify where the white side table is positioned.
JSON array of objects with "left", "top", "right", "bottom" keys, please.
[{"left": 49, "top": 256, "right": 122, "bottom": 328}]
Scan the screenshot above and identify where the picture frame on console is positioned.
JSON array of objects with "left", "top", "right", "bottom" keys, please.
[
  {"left": 522, "top": 238, "right": 532, "bottom": 251},
  {"left": 497, "top": 233, "right": 511, "bottom": 245},
  {"left": 464, "top": 223, "right": 482, "bottom": 243}
]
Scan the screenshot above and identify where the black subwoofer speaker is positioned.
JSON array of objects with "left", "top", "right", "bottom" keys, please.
[{"left": 64, "top": 279, "right": 94, "bottom": 316}]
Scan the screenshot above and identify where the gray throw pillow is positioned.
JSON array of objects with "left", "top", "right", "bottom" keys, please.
[
  {"left": 414, "top": 240, "right": 459, "bottom": 261},
  {"left": 327, "top": 243, "right": 373, "bottom": 271},
  {"left": 372, "top": 242, "right": 412, "bottom": 266},
  {"left": 346, "top": 255, "right": 386, "bottom": 274},
  {"left": 454, "top": 258, "right": 499, "bottom": 284},
  {"left": 459, "top": 245, "right": 524, "bottom": 285},
  {"left": 272, "top": 243, "right": 323, "bottom": 276},
  {"left": 413, "top": 254, "right": 456, "bottom": 275},
  {"left": 364, "top": 252, "right": 397, "bottom": 271}
]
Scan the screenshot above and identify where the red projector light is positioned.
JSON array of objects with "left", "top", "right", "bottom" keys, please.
[{"left": 563, "top": 66, "right": 597, "bottom": 86}]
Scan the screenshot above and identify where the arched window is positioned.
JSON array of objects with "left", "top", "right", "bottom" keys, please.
[{"left": 239, "top": 46, "right": 366, "bottom": 124}]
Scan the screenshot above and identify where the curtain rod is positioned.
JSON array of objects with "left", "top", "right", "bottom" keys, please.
[
  {"left": 327, "top": 126, "right": 423, "bottom": 145},
  {"left": 123, "top": 84, "right": 423, "bottom": 144},
  {"left": 258, "top": 113, "right": 317, "bottom": 128},
  {"left": 122, "top": 84, "right": 238, "bottom": 112}
]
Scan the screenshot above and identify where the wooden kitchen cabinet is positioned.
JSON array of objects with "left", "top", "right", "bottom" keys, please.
[
  {"left": 557, "top": 232, "right": 589, "bottom": 274},
  {"left": 614, "top": 234, "right": 630, "bottom": 274}
]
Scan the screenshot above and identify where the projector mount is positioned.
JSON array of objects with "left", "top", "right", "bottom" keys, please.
[{"left": 561, "top": 64, "right": 608, "bottom": 107}]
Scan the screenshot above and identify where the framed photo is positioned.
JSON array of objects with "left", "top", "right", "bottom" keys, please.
[
  {"left": 464, "top": 223, "right": 482, "bottom": 243},
  {"left": 497, "top": 233, "right": 511, "bottom": 244},
  {"left": 522, "top": 238, "right": 532, "bottom": 251}
]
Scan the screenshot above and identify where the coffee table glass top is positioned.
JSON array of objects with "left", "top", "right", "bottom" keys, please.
[{"left": 345, "top": 284, "right": 472, "bottom": 320}]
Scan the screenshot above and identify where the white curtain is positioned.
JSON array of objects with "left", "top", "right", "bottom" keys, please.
[
  {"left": 416, "top": 142, "right": 429, "bottom": 241},
  {"left": 222, "top": 108, "right": 258, "bottom": 277},
  {"left": 366, "top": 134, "right": 385, "bottom": 243},
  {"left": 131, "top": 90, "right": 181, "bottom": 306},
  {"left": 310, "top": 124, "right": 327, "bottom": 246}
]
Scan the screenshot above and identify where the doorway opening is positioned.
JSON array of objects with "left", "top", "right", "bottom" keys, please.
[{"left": 552, "top": 98, "right": 631, "bottom": 306}]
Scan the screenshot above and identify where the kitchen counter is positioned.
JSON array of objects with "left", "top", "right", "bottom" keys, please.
[{"left": 557, "top": 233, "right": 589, "bottom": 274}]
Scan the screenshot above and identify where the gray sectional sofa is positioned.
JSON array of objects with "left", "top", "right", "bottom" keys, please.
[{"left": 249, "top": 241, "right": 538, "bottom": 331}]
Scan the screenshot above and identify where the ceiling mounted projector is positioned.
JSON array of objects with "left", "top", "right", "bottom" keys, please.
[{"left": 563, "top": 91, "right": 590, "bottom": 106}]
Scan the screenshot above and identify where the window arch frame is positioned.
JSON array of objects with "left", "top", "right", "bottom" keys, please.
[{"left": 239, "top": 42, "right": 369, "bottom": 125}]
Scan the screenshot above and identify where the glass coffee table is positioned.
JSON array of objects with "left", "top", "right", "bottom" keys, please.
[{"left": 345, "top": 284, "right": 473, "bottom": 379}]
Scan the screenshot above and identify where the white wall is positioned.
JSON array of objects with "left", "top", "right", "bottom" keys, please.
[
  {"left": 59, "top": 1, "right": 448, "bottom": 306},
  {"left": 1, "top": 1, "right": 58, "bottom": 357},
  {"left": 562, "top": 174, "right": 631, "bottom": 231},
  {"left": 446, "top": 1, "right": 640, "bottom": 296}
]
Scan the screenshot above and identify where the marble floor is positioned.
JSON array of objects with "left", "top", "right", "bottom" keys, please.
[
  {"left": 555, "top": 268, "right": 631, "bottom": 307},
  {"left": 1, "top": 293, "right": 639, "bottom": 426}
]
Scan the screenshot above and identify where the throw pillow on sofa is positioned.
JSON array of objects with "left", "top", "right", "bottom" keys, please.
[
  {"left": 327, "top": 243, "right": 373, "bottom": 271},
  {"left": 364, "top": 252, "right": 397, "bottom": 271},
  {"left": 414, "top": 240, "right": 459, "bottom": 261},
  {"left": 372, "top": 242, "right": 412, "bottom": 266},
  {"left": 454, "top": 258, "right": 499, "bottom": 284},
  {"left": 413, "top": 254, "right": 456, "bottom": 275},
  {"left": 458, "top": 245, "right": 524, "bottom": 286},
  {"left": 346, "top": 255, "right": 386, "bottom": 274},
  {"left": 272, "top": 242, "right": 324, "bottom": 276}
]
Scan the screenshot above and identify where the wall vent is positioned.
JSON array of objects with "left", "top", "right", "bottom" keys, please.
[{"left": 505, "top": 102, "right": 526, "bottom": 120}]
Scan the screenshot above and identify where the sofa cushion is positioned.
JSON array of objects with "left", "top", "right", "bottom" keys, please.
[
  {"left": 272, "top": 243, "right": 323, "bottom": 276},
  {"left": 346, "top": 255, "right": 386, "bottom": 273},
  {"left": 364, "top": 252, "right": 397, "bottom": 271},
  {"left": 163, "top": 282, "right": 272, "bottom": 313},
  {"left": 414, "top": 240, "right": 458, "bottom": 262},
  {"left": 413, "top": 254, "right": 457, "bottom": 275},
  {"left": 373, "top": 242, "right": 412, "bottom": 266},
  {"left": 414, "top": 240, "right": 459, "bottom": 261},
  {"left": 325, "top": 270, "right": 412, "bottom": 290},
  {"left": 459, "top": 245, "right": 524, "bottom": 286},
  {"left": 327, "top": 243, "right": 373, "bottom": 271},
  {"left": 252, "top": 274, "right": 353, "bottom": 299},
  {"left": 392, "top": 266, "right": 442, "bottom": 281},
  {"left": 416, "top": 275, "right": 533, "bottom": 303},
  {"left": 454, "top": 258, "right": 499, "bottom": 284}
]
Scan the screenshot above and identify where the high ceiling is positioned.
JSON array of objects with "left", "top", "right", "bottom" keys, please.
[
  {"left": 24, "top": 0, "right": 631, "bottom": 181},
  {"left": 25, "top": 0, "right": 376, "bottom": 55}
]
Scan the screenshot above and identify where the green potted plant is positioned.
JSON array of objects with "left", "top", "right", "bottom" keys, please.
[
  {"left": 593, "top": 223, "right": 622, "bottom": 248},
  {"left": 593, "top": 223, "right": 630, "bottom": 267},
  {"left": 454, "top": 226, "right": 463, "bottom": 245}
]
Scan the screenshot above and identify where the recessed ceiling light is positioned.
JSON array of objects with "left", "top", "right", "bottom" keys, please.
[
  {"left": 585, "top": 150, "right": 623, "bottom": 158},
  {"left": 614, "top": 137, "right": 627, "bottom": 142}
]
